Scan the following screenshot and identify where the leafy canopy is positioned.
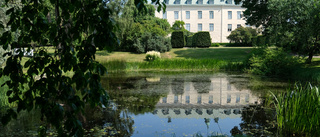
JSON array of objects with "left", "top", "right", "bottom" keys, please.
[
  {"left": 235, "top": 0, "right": 320, "bottom": 63},
  {"left": 0, "top": 0, "right": 165, "bottom": 136}
]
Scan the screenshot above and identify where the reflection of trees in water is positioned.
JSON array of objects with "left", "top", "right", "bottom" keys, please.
[
  {"left": 239, "top": 105, "right": 277, "bottom": 137},
  {"left": 0, "top": 109, "right": 42, "bottom": 136},
  {"left": 102, "top": 75, "right": 170, "bottom": 115},
  {"left": 226, "top": 74, "right": 289, "bottom": 97},
  {"left": 82, "top": 105, "right": 134, "bottom": 137},
  {"left": 192, "top": 77, "right": 211, "bottom": 94}
]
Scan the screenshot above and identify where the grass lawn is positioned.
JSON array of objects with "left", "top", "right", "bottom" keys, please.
[{"left": 96, "top": 47, "right": 253, "bottom": 62}]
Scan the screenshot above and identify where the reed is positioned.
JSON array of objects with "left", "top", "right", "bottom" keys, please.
[
  {"left": 270, "top": 83, "right": 320, "bottom": 136},
  {"left": 99, "top": 59, "right": 244, "bottom": 72}
]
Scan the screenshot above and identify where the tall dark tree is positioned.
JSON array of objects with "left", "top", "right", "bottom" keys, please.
[
  {"left": 235, "top": 0, "right": 320, "bottom": 63},
  {"left": 0, "top": 0, "right": 165, "bottom": 136}
]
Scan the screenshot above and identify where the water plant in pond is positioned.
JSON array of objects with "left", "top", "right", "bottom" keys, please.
[{"left": 270, "top": 83, "right": 320, "bottom": 136}]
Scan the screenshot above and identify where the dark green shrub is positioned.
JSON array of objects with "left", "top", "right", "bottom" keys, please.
[
  {"left": 251, "top": 36, "right": 257, "bottom": 47},
  {"left": 244, "top": 48, "right": 301, "bottom": 77},
  {"left": 164, "top": 37, "right": 172, "bottom": 51},
  {"left": 132, "top": 33, "right": 171, "bottom": 53},
  {"left": 185, "top": 35, "right": 194, "bottom": 47},
  {"left": 171, "top": 31, "right": 185, "bottom": 48},
  {"left": 211, "top": 43, "right": 220, "bottom": 47},
  {"left": 256, "top": 36, "right": 266, "bottom": 47},
  {"left": 192, "top": 31, "right": 211, "bottom": 48},
  {"left": 225, "top": 43, "right": 248, "bottom": 47}
]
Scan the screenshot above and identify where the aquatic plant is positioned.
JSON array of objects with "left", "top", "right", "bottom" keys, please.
[{"left": 270, "top": 83, "right": 320, "bottom": 136}]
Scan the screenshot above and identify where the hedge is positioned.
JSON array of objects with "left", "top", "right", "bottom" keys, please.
[
  {"left": 171, "top": 31, "right": 185, "bottom": 48},
  {"left": 185, "top": 35, "right": 194, "bottom": 47},
  {"left": 192, "top": 31, "right": 211, "bottom": 48}
]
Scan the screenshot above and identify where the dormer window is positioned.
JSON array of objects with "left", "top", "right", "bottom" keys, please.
[
  {"left": 197, "top": 0, "right": 203, "bottom": 4},
  {"left": 186, "top": 0, "right": 192, "bottom": 4},
  {"left": 226, "top": 0, "right": 232, "bottom": 4},
  {"left": 208, "top": 0, "right": 214, "bottom": 4},
  {"left": 174, "top": 0, "right": 181, "bottom": 4}
]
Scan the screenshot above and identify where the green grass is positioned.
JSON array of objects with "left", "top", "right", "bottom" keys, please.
[
  {"left": 270, "top": 84, "right": 320, "bottom": 136},
  {"left": 0, "top": 76, "right": 16, "bottom": 109},
  {"left": 97, "top": 47, "right": 251, "bottom": 72},
  {"left": 96, "top": 47, "right": 253, "bottom": 62}
]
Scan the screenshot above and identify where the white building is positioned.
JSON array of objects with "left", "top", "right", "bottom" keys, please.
[{"left": 153, "top": 0, "right": 246, "bottom": 43}]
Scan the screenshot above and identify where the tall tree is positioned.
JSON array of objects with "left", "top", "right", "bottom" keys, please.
[
  {"left": 0, "top": 0, "right": 165, "bottom": 136},
  {"left": 235, "top": 0, "right": 320, "bottom": 63}
]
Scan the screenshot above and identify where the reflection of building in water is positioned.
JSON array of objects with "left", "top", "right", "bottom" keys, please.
[
  {"left": 155, "top": 77, "right": 260, "bottom": 119},
  {"left": 153, "top": 108, "right": 242, "bottom": 119},
  {"left": 157, "top": 77, "right": 259, "bottom": 107}
]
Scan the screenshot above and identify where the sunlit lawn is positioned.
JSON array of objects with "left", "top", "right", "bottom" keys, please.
[{"left": 95, "top": 47, "right": 253, "bottom": 62}]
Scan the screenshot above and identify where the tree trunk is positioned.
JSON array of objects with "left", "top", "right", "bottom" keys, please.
[{"left": 306, "top": 49, "right": 313, "bottom": 64}]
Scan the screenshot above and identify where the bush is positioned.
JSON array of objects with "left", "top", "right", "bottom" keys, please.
[
  {"left": 185, "top": 35, "right": 194, "bottom": 47},
  {"left": 256, "top": 35, "right": 266, "bottom": 47},
  {"left": 244, "top": 48, "right": 301, "bottom": 77},
  {"left": 171, "top": 31, "right": 185, "bottom": 48},
  {"left": 132, "top": 33, "right": 171, "bottom": 53},
  {"left": 211, "top": 43, "right": 220, "bottom": 47},
  {"left": 225, "top": 43, "right": 249, "bottom": 47},
  {"left": 227, "top": 27, "right": 258, "bottom": 46},
  {"left": 145, "top": 51, "right": 161, "bottom": 61},
  {"left": 251, "top": 36, "right": 257, "bottom": 47},
  {"left": 192, "top": 32, "right": 211, "bottom": 48}
]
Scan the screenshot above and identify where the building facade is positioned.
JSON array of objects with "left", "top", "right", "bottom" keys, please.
[{"left": 154, "top": 0, "right": 246, "bottom": 43}]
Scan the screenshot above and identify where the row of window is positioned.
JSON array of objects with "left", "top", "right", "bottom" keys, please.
[
  {"left": 185, "top": 23, "right": 242, "bottom": 31},
  {"left": 165, "top": 11, "right": 242, "bottom": 20},
  {"left": 162, "top": 93, "right": 250, "bottom": 104},
  {"left": 165, "top": 0, "right": 233, "bottom": 5}
]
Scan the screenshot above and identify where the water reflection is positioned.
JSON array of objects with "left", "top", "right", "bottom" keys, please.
[
  {"left": 0, "top": 72, "right": 288, "bottom": 136},
  {"left": 102, "top": 72, "right": 288, "bottom": 136}
]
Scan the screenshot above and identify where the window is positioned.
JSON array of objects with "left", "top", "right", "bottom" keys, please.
[
  {"left": 186, "top": 0, "right": 192, "bottom": 4},
  {"left": 174, "top": 0, "right": 180, "bottom": 4},
  {"left": 228, "top": 11, "right": 232, "bottom": 19},
  {"left": 163, "top": 11, "right": 167, "bottom": 19},
  {"left": 198, "top": 23, "right": 202, "bottom": 31},
  {"left": 174, "top": 95, "right": 178, "bottom": 103},
  {"left": 228, "top": 24, "right": 232, "bottom": 31},
  {"left": 174, "top": 11, "right": 179, "bottom": 19},
  {"left": 197, "top": 0, "right": 203, "bottom": 4},
  {"left": 237, "top": 24, "right": 241, "bottom": 28},
  {"left": 226, "top": 0, "right": 232, "bottom": 4},
  {"left": 186, "top": 96, "right": 190, "bottom": 103},
  {"left": 237, "top": 11, "right": 242, "bottom": 19},
  {"left": 162, "top": 97, "right": 167, "bottom": 103},
  {"left": 197, "top": 95, "right": 202, "bottom": 104},
  {"left": 164, "top": 0, "right": 169, "bottom": 4},
  {"left": 208, "top": 0, "right": 214, "bottom": 4},
  {"left": 220, "top": 0, "right": 224, "bottom": 2},
  {"left": 209, "top": 23, "right": 214, "bottom": 31},
  {"left": 186, "top": 23, "right": 190, "bottom": 31},
  {"left": 198, "top": 11, "right": 202, "bottom": 19},
  {"left": 209, "top": 95, "right": 213, "bottom": 104},
  {"left": 209, "top": 11, "right": 214, "bottom": 19},
  {"left": 227, "top": 94, "right": 231, "bottom": 103},
  {"left": 186, "top": 11, "right": 190, "bottom": 19}
]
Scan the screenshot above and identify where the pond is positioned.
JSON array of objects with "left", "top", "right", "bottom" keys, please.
[{"left": 0, "top": 72, "right": 291, "bottom": 136}]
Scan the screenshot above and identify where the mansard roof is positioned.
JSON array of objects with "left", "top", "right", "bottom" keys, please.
[{"left": 153, "top": 0, "right": 241, "bottom": 6}]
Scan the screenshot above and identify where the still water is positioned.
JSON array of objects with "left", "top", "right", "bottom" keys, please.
[{"left": 0, "top": 72, "right": 290, "bottom": 136}]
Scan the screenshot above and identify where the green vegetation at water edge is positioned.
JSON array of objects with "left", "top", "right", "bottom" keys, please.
[
  {"left": 270, "top": 84, "right": 320, "bottom": 136},
  {"left": 100, "top": 59, "right": 244, "bottom": 72}
]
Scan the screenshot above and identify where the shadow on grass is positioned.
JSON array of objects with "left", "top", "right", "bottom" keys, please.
[{"left": 173, "top": 48, "right": 252, "bottom": 61}]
